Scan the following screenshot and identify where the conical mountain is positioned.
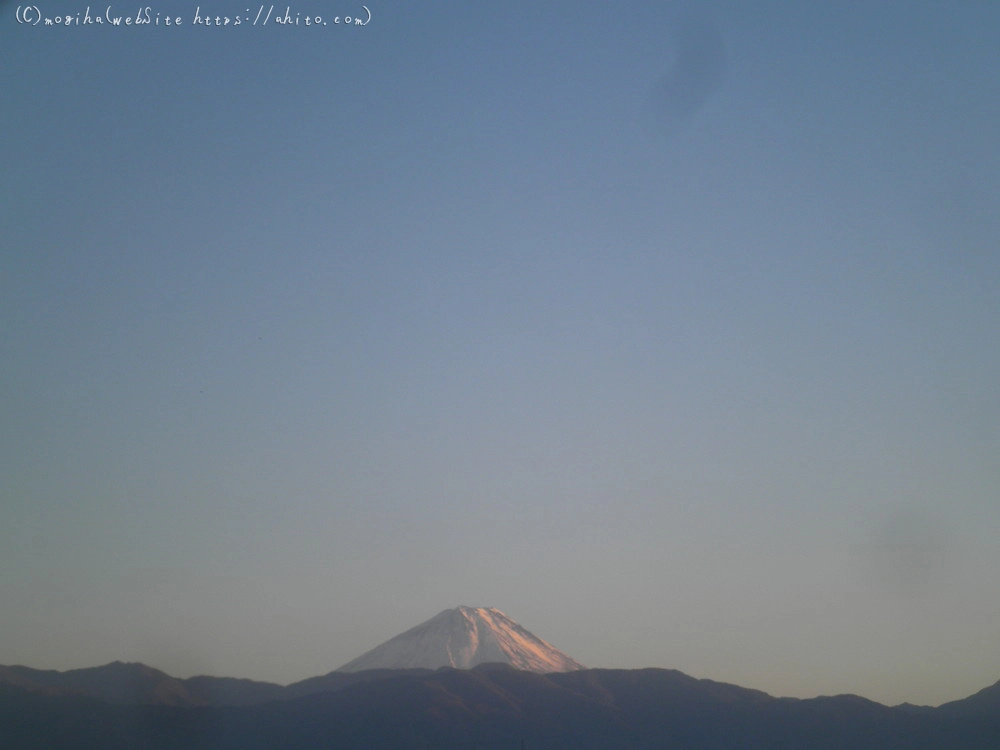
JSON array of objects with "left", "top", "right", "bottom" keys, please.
[{"left": 338, "top": 606, "right": 585, "bottom": 673}]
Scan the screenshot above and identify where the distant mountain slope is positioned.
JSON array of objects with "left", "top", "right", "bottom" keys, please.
[
  {"left": 2, "top": 665, "right": 1000, "bottom": 749},
  {"left": 0, "top": 662, "right": 196, "bottom": 706},
  {"left": 0, "top": 661, "right": 440, "bottom": 707},
  {"left": 284, "top": 666, "right": 436, "bottom": 698},
  {"left": 938, "top": 680, "right": 1000, "bottom": 717},
  {"left": 0, "top": 662, "right": 283, "bottom": 707},
  {"left": 338, "top": 606, "right": 585, "bottom": 672}
]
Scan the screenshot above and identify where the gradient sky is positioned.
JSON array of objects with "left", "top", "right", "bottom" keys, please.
[{"left": 2, "top": 1, "right": 998, "bottom": 707}]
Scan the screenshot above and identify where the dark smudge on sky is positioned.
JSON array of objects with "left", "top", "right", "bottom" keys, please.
[
  {"left": 866, "top": 507, "right": 954, "bottom": 597},
  {"left": 644, "top": 12, "right": 728, "bottom": 136}
]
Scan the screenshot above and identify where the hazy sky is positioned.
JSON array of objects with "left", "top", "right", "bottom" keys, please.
[{"left": 2, "top": 1, "right": 998, "bottom": 707}]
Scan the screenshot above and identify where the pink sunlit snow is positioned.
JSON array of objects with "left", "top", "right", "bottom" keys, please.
[{"left": 338, "top": 606, "right": 585, "bottom": 673}]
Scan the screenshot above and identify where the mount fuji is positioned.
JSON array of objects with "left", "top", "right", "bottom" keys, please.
[{"left": 338, "top": 606, "right": 585, "bottom": 673}]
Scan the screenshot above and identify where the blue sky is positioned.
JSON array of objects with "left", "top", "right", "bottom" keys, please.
[{"left": 2, "top": 1, "right": 998, "bottom": 706}]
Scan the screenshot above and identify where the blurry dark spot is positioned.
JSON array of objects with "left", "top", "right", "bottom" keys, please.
[
  {"left": 644, "top": 12, "right": 728, "bottom": 136},
  {"left": 866, "top": 507, "right": 952, "bottom": 597}
]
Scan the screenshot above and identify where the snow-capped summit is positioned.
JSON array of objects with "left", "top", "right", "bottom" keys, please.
[{"left": 338, "top": 606, "right": 585, "bottom": 673}]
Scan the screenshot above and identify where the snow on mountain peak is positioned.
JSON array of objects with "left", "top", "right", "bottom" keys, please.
[{"left": 338, "top": 606, "right": 585, "bottom": 673}]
